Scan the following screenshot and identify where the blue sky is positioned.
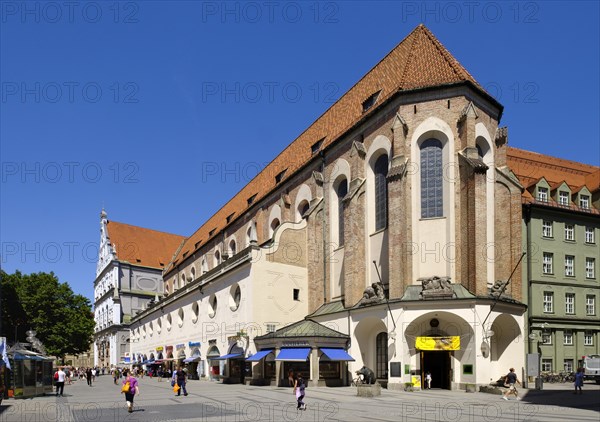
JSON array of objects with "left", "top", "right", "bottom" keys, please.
[{"left": 1, "top": 1, "right": 599, "bottom": 301}]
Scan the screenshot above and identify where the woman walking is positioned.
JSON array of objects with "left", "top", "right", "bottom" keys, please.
[
  {"left": 121, "top": 370, "right": 140, "bottom": 413},
  {"left": 293, "top": 373, "right": 306, "bottom": 411},
  {"left": 574, "top": 367, "right": 584, "bottom": 394}
]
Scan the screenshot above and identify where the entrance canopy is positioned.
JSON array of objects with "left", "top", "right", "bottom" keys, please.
[
  {"left": 320, "top": 348, "right": 354, "bottom": 361},
  {"left": 246, "top": 349, "right": 273, "bottom": 362},
  {"left": 275, "top": 348, "right": 310, "bottom": 362}
]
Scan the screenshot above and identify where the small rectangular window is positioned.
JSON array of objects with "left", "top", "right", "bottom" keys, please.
[
  {"left": 275, "top": 169, "right": 287, "bottom": 184},
  {"left": 537, "top": 187, "right": 548, "bottom": 202},
  {"left": 293, "top": 288, "right": 300, "bottom": 301},
  {"left": 580, "top": 195, "right": 590, "bottom": 209},
  {"left": 586, "top": 295, "right": 596, "bottom": 315},
  {"left": 564, "top": 224, "right": 575, "bottom": 241},
  {"left": 565, "top": 293, "right": 575, "bottom": 314},
  {"left": 585, "top": 227, "right": 595, "bottom": 244},
  {"left": 564, "top": 359, "right": 574, "bottom": 372},
  {"left": 311, "top": 138, "right": 325, "bottom": 155},
  {"left": 586, "top": 258, "right": 596, "bottom": 279},
  {"left": 266, "top": 324, "right": 276, "bottom": 333},
  {"left": 542, "top": 331, "right": 551, "bottom": 345},
  {"left": 541, "top": 359, "right": 552, "bottom": 372},
  {"left": 565, "top": 255, "right": 575, "bottom": 277},
  {"left": 362, "top": 90, "right": 381, "bottom": 113},
  {"left": 584, "top": 331, "right": 593, "bottom": 346},
  {"left": 542, "top": 221, "right": 553, "bottom": 238},
  {"left": 543, "top": 253, "right": 553, "bottom": 274},
  {"left": 564, "top": 329, "right": 573, "bottom": 345},
  {"left": 543, "top": 291, "right": 554, "bottom": 313},
  {"left": 558, "top": 191, "right": 569, "bottom": 206}
]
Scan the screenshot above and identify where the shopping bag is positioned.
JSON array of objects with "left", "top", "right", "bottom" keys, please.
[
  {"left": 121, "top": 382, "right": 130, "bottom": 393},
  {"left": 173, "top": 383, "right": 180, "bottom": 393}
]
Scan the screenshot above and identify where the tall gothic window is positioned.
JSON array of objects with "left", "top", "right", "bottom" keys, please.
[
  {"left": 420, "top": 139, "right": 443, "bottom": 218},
  {"left": 337, "top": 179, "right": 348, "bottom": 246},
  {"left": 374, "top": 154, "right": 389, "bottom": 231}
]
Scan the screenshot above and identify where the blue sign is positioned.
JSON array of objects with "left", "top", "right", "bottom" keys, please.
[{"left": 189, "top": 342, "right": 201, "bottom": 347}]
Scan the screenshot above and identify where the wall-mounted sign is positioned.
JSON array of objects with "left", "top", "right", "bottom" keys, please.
[
  {"left": 416, "top": 336, "right": 460, "bottom": 351},
  {"left": 176, "top": 344, "right": 185, "bottom": 349},
  {"left": 156, "top": 346, "right": 164, "bottom": 352},
  {"left": 282, "top": 341, "right": 309, "bottom": 347},
  {"left": 166, "top": 346, "right": 173, "bottom": 351},
  {"left": 188, "top": 342, "right": 201, "bottom": 347}
]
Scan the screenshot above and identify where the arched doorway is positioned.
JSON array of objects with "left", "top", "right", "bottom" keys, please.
[
  {"left": 404, "top": 312, "right": 474, "bottom": 390},
  {"left": 207, "top": 346, "right": 221, "bottom": 381}
]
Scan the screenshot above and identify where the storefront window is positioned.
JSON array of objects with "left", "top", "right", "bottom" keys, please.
[{"left": 319, "top": 361, "right": 340, "bottom": 379}]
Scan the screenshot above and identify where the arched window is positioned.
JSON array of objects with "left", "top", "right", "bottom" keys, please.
[
  {"left": 270, "top": 218, "right": 280, "bottom": 237},
  {"left": 201, "top": 258, "right": 208, "bottom": 274},
  {"left": 214, "top": 250, "right": 221, "bottom": 267},
  {"left": 376, "top": 332, "right": 388, "bottom": 379},
  {"left": 374, "top": 154, "right": 388, "bottom": 231},
  {"left": 298, "top": 200, "right": 310, "bottom": 221},
  {"left": 229, "top": 239, "right": 237, "bottom": 256},
  {"left": 246, "top": 221, "right": 257, "bottom": 246},
  {"left": 337, "top": 179, "right": 348, "bottom": 246},
  {"left": 420, "top": 139, "right": 443, "bottom": 218},
  {"left": 190, "top": 267, "right": 196, "bottom": 281}
]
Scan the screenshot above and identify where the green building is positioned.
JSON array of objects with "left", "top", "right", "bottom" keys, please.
[{"left": 509, "top": 148, "right": 599, "bottom": 373}]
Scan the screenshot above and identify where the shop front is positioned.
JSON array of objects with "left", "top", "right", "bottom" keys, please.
[
  {"left": 206, "top": 346, "right": 221, "bottom": 381},
  {"left": 183, "top": 343, "right": 202, "bottom": 380},
  {"left": 8, "top": 349, "right": 53, "bottom": 398},
  {"left": 252, "top": 319, "right": 353, "bottom": 387}
]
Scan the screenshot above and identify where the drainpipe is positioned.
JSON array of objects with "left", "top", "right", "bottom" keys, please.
[
  {"left": 525, "top": 204, "right": 532, "bottom": 356},
  {"left": 320, "top": 151, "right": 327, "bottom": 303}
]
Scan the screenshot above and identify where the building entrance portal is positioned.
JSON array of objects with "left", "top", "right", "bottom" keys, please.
[{"left": 421, "top": 351, "right": 451, "bottom": 390}]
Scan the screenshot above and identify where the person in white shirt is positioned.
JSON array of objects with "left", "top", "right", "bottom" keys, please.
[{"left": 55, "top": 367, "right": 66, "bottom": 396}]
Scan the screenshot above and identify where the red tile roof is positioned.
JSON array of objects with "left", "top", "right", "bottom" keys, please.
[
  {"left": 167, "top": 24, "right": 494, "bottom": 273},
  {"left": 507, "top": 147, "right": 600, "bottom": 210},
  {"left": 106, "top": 221, "right": 185, "bottom": 269}
]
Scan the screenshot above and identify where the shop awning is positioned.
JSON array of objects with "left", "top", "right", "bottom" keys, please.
[
  {"left": 246, "top": 349, "right": 273, "bottom": 362},
  {"left": 183, "top": 357, "right": 201, "bottom": 363},
  {"left": 275, "top": 348, "right": 311, "bottom": 362},
  {"left": 320, "top": 348, "right": 355, "bottom": 361},
  {"left": 215, "top": 353, "right": 243, "bottom": 360}
]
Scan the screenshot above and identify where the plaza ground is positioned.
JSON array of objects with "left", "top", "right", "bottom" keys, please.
[{"left": 1, "top": 375, "right": 598, "bottom": 421}]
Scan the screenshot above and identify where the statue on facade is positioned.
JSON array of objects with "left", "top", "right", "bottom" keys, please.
[
  {"left": 419, "top": 276, "right": 453, "bottom": 298},
  {"left": 357, "top": 282, "right": 386, "bottom": 306},
  {"left": 490, "top": 280, "right": 508, "bottom": 297}
]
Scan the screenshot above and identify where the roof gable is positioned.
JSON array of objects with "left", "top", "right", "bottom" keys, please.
[
  {"left": 168, "top": 24, "right": 493, "bottom": 271},
  {"left": 254, "top": 319, "right": 349, "bottom": 339},
  {"left": 106, "top": 221, "right": 185, "bottom": 269}
]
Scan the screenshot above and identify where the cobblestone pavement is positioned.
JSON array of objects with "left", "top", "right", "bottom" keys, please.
[{"left": 1, "top": 375, "right": 598, "bottom": 421}]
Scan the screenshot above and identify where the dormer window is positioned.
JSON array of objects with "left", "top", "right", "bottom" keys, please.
[
  {"left": 537, "top": 187, "right": 548, "bottom": 202},
  {"left": 226, "top": 213, "right": 235, "bottom": 224},
  {"left": 558, "top": 191, "right": 569, "bottom": 206},
  {"left": 362, "top": 90, "right": 381, "bottom": 113},
  {"left": 247, "top": 194, "right": 257, "bottom": 206},
  {"left": 580, "top": 195, "right": 590, "bottom": 209},
  {"left": 209, "top": 228, "right": 216, "bottom": 237},
  {"left": 275, "top": 169, "right": 287, "bottom": 184},
  {"left": 311, "top": 138, "right": 325, "bottom": 155}
]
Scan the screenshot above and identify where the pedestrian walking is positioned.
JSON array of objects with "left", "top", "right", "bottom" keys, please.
[
  {"left": 574, "top": 367, "right": 584, "bottom": 394},
  {"left": 174, "top": 366, "right": 188, "bottom": 396},
  {"left": 54, "top": 366, "right": 66, "bottom": 397},
  {"left": 425, "top": 371, "right": 432, "bottom": 389},
  {"left": 293, "top": 373, "right": 306, "bottom": 411},
  {"left": 86, "top": 368, "right": 93, "bottom": 386},
  {"left": 121, "top": 370, "right": 140, "bottom": 413},
  {"left": 113, "top": 368, "right": 118, "bottom": 384},
  {"left": 502, "top": 368, "right": 521, "bottom": 401}
]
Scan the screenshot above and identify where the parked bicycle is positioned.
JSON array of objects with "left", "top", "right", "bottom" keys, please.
[{"left": 351, "top": 374, "right": 364, "bottom": 386}]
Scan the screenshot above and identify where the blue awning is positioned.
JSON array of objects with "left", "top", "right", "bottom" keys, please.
[
  {"left": 275, "top": 348, "right": 311, "bottom": 362},
  {"left": 183, "top": 357, "right": 201, "bottom": 363},
  {"left": 320, "top": 348, "right": 355, "bottom": 361},
  {"left": 246, "top": 349, "right": 273, "bottom": 362},
  {"left": 215, "top": 353, "right": 243, "bottom": 360}
]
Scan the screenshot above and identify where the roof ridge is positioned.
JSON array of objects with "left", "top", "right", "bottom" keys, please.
[
  {"left": 507, "top": 147, "right": 599, "bottom": 173},
  {"left": 420, "top": 24, "right": 482, "bottom": 89},
  {"left": 108, "top": 220, "right": 186, "bottom": 238}
]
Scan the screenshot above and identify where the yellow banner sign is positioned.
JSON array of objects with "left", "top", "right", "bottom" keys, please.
[{"left": 416, "top": 336, "right": 460, "bottom": 351}]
